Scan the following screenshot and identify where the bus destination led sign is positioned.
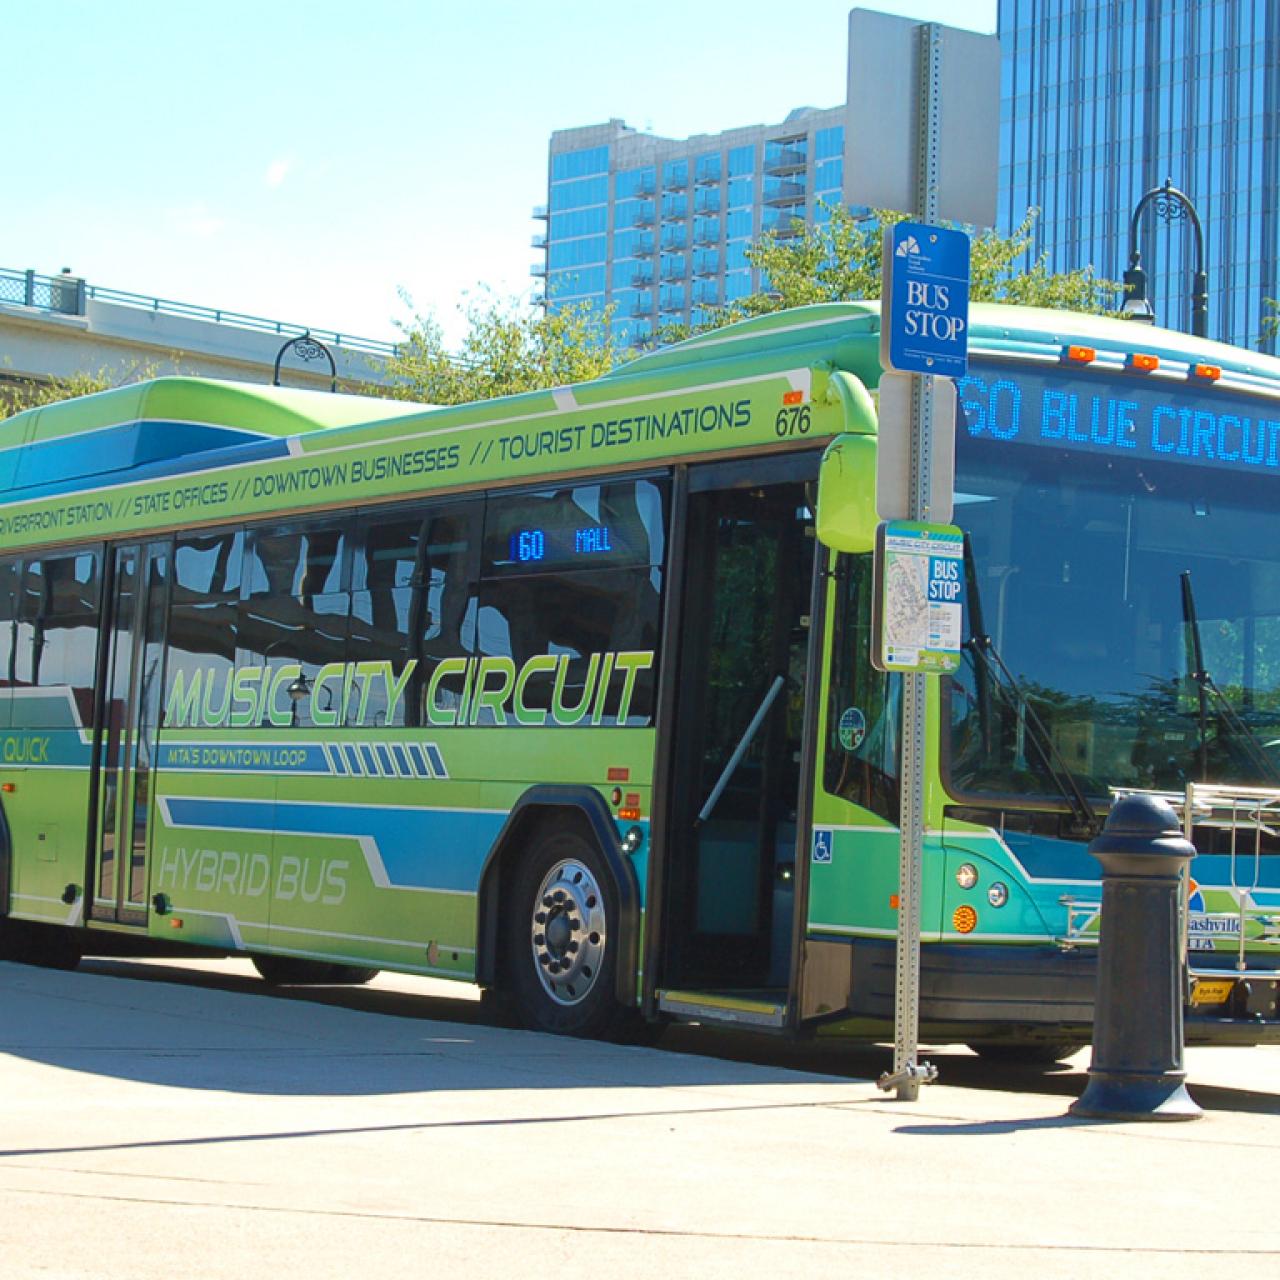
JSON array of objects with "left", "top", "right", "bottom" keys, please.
[
  {"left": 508, "top": 525, "right": 615, "bottom": 564},
  {"left": 958, "top": 366, "right": 1280, "bottom": 476}
]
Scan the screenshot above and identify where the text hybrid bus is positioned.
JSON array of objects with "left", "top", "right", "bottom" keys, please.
[{"left": 3, "top": 301, "right": 1280, "bottom": 1060}]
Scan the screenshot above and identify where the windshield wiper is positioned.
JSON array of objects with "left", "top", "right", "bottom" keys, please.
[
  {"left": 962, "top": 541, "right": 996, "bottom": 762},
  {"left": 1180, "top": 570, "right": 1280, "bottom": 786},
  {"left": 963, "top": 536, "right": 1099, "bottom": 835}
]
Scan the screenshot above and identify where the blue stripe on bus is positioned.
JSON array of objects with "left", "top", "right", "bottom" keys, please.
[
  {"left": 978, "top": 829, "right": 1278, "bottom": 892},
  {"left": 424, "top": 744, "right": 448, "bottom": 778},
  {"left": 2, "top": 425, "right": 291, "bottom": 505},
  {"left": 161, "top": 796, "right": 501, "bottom": 893},
  {"left": 1191, "top": 854, "right": 1280, "bottom": 890},
  {"left": 994, "top": 829, "right": 1101, "bottom": 881}
]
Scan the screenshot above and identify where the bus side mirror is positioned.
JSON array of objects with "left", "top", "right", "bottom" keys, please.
[
  {"left": 815, "top": 369, "right": 878, "bottom": 554},
  {"left": 816, "top": 433, "right": 878, "bottom": 553}
]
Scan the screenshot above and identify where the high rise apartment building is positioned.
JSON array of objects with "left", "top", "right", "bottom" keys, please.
[
  {"left": 535, "top": 109, "right": 846, "bottom": 348},
  {"left": 533, "top": 10, "right": 998, "bottom": 348},
  {"left": 999, "top": 0, "right": 1280, "bottom": 349}
]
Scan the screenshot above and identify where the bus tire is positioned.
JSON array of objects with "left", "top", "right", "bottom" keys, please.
[
  {"left": 967, "top": 1039, "right": 1085, "bottom": 1066},
  {"left": 252, "top": 955, "right": 379, "bottom": 986},
  {"left": 507, "top": 823, "right": 625, "bottom": 1038}
]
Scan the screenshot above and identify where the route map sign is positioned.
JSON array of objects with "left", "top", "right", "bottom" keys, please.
[{"left": 871, "top": 521, "right": 965, "bottom": 674}]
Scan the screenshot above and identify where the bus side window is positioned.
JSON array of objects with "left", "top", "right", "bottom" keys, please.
[
  {"left": 476, "top": 566, "right": 661, "bottom": 726},
  {"left": 476, "top": 480, "right": 667, "bottom": 727},
  {"left": 0, "top": 557, "right": 20, "bottom": 730},
  {"left": 243, "top": 523, "right": 346, "bottom": 601},
  {"left": 415, "top": 507, "right": 482, "bottom": 666},
  {"left": 824, "top": 552, "right": 900, "bottom": 822},
  {"left": 238, "top": 522, "right": 351, "bottom": 727},
  {"left": 12, "top": 551, "right": 100, "bottom": 729},
  {"left": 166, "top": 531, "right": 243, "bottom": 729},
  {"left": 349, "top": 499, "right": 481, "bottom": 727}
]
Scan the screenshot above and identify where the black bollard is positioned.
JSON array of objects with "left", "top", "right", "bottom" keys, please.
[{"left": 1070, "top": 793, "right": 1202, "bottom": 1121}]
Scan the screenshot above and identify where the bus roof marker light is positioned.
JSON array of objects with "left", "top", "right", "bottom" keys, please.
[
  {"left": 1064, "top": 344, "right": 1096, "bottom": 364},
  {"left": 1127, "top": 352, "right": 1160, "bottom": 373},
  {"left": 1192, "top": 363, "right": 1222, "bottom": 382}
]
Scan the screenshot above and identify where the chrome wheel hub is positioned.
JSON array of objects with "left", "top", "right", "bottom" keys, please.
[{"left": 530, "top": 858, "right": 606, "bottom": 1006}]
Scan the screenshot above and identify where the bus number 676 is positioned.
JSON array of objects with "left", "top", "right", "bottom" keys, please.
[{"left": 774, "top": 404, "right": 811, "bottom": 437}]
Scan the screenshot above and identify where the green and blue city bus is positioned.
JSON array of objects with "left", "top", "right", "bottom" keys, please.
[{"left": 3, "top": 301, "right": 1280, "bottom": 1059}]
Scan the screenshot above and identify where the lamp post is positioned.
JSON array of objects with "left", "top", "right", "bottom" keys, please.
[
  {"left": 1122, "top": 178, "right": 1208, "bottom": 338},
  {"left": 273, "top": 330, "right": 338, "bottom": 392}
]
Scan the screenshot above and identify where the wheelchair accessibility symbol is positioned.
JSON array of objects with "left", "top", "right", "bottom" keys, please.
[{"left": 812, "top": 829, "right": 833, "bottom": 864}]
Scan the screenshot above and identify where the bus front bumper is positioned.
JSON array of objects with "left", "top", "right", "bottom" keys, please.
[{"left": 801, "top": 937, "right": 1280, "bottom": 1046}]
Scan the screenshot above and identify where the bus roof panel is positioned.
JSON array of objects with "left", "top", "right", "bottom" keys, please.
[
  {"left": 0, "top": 377, "right": 433, "bottom": 500},
  {"left": 616, "top": 300, "right": 1280, "bottom": 386}
]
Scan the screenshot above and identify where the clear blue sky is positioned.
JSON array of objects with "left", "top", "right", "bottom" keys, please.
[{"left": 6, "top": 1, "right": 996, "bottom": 346}]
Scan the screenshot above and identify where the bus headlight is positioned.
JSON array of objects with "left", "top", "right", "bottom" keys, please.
[
  {"left": 955, "top": 863, "right": 978, "bottom": 890},
  {"left": 987, "top": 881, "right": 1009, "bottom": 908}
]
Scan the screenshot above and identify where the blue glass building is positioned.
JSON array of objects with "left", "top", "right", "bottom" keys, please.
[
  {"left": 999, "top": 0, "right": 1280, "bottom": 349},
  {"left": 536, "top": 110, "right": 845, "bottom": 348}
]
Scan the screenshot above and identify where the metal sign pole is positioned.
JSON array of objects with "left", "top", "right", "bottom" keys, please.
[
  {"left": 886, "top": 386, "right": 935, "bottom": 1099},
  {"left": 881, "top": 22, "right": 944, "bottom": 1102}
]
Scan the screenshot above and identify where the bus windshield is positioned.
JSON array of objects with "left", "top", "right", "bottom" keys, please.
[{"left": 948, "top": 361, "right": 1280, "bottom": 801}]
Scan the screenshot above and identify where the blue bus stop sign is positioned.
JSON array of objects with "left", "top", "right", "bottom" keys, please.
[{"left": 881, "top": 222, "right": 971, "bottom": 378}]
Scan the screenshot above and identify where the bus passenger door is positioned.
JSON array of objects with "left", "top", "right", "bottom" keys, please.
[
  {"left": 89, "top": 541, "right": 170, "bottom": 926},
  {"left": 655, "top": 457, "right": 818, "bottom": 1025}
]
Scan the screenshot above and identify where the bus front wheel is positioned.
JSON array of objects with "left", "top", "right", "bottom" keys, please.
[{"left": 507, "top": 824, "right": 623, "bottom": 1038}]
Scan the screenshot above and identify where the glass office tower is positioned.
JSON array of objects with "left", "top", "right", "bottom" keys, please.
[
  {"left": 535, "top": 110, "right": 845, "bottom": 348},
  {"left": 999, "top": 0, "right": 1280, "bottom": 349}
]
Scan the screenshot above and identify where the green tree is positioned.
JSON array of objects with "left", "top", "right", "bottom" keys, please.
[
  {"left": 730, "top": 205, "right": 1122, "bottom": 320},
  {"left": 383, "top": 291, "right": 628, "bottom": 405},
  {"left": 0, "top": 363, "right": 161, "bottom": 419},
  {"left": 1260, "top": 298, "right": 1280, "bottom": 349}
]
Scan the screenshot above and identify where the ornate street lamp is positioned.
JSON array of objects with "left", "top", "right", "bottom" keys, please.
[
  {"left": 273, "top": 330, "right": 338, "bottom": 392},
  {"left": 1122, "top": 178, "right": 1208, "bottom": 338}
]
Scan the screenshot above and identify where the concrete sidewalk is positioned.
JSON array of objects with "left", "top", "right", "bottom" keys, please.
[{"left": 0, "top": 958, "right": 1277, "bottom": 1279}]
